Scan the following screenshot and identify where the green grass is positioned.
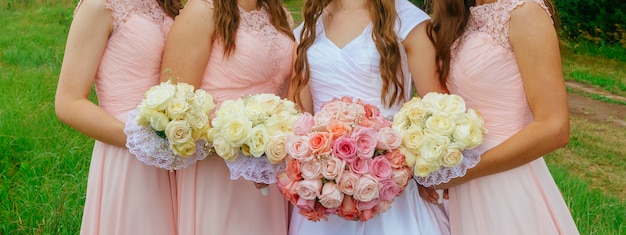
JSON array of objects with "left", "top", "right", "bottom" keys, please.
[{"left": 0, "top": 1, "right": 625, "bottom": 234}]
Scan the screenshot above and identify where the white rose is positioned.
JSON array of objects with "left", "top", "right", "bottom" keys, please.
[
  {"left": 165, "top": 120, "right": 192, "bottom": 144},
  {"left": 172, "top": 141, "right": 196, "bottom": 157},
  {"left": 313, "top": 109, "right": 335, "bottom": 131},
  {"left": 466, "top": 109, "right": 487, "bottom": 134},
  {"left": 441, "top": 147, "right": 464, "bottom": 167},
  {"left": 174, "top": 82, "right": 195, "bottom": 100},
  {"left": 212, "top": 135, "right": 239, "bottom": 162},
  {"left": 436, "top": 93, "right": 467, "bottom": 115},
  {"left": 166, "top": 98, "right": 189, "bottom": 120},
  {"left": 215, "top": 100, "right": 244, "bottom": 120},
  {"left": 135, "top": 102, "right": 150, "bottom": 126},
  {"left": 453, "top": 116, "right": 484, "bottom": 149},
  {"left": 266, "top": 135, "right": 287, "bottom": 164},
  {"left": 149, "top": 111, "right": 170, "bottom": 132},
  {"left": 247, "top": 125, "right": 269, "bottom": 158},
  {"left": 392, "top": 111, "right": 411, "bottom": 131},
  {"left": 144, "top": 82, "right": 176, "bottom": 110},
  {"left": 425, "top": 114, "right": 456, "bottom": 136},
  {"left": 193, "top": 90, "right": 216, "bottom": 113},
  {"left": 419, "top": 133, "right": 450, "bottom": 163},
  {"left": 222, "top": 117, "right": 252, "bottom": 147}
]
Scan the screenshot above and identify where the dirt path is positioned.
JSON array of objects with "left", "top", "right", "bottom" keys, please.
[{"left": 566, "top": 81, "right": 626, "bottom": 127}]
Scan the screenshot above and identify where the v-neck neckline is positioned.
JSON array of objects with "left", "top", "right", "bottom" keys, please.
[{"left": 320, "top": 13, "right": 372, "bottom": 50}]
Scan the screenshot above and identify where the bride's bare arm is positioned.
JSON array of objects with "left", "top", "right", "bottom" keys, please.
[
  {"left": 55, "top": 0, "right": 126, "bottom": 147},
  {"left": 161, "top": 0, "right": 216, "bottom": 88}
]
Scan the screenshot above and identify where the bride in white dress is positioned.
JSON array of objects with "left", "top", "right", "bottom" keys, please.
[{"left": 287, "top": 0, "right": 450, "bottom": 234}]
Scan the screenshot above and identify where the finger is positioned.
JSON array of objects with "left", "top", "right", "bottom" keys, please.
[
  {"left": 253, "top": 182, "right": 269, "bottom": 189},
  {"left": 443, "top": 189, "right": 450, "bottom": 199}
]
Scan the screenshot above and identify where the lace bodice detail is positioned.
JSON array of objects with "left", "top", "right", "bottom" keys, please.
[
  {"left": 105, "top": 0, "right": 172, "bottom": 31},
  {"left": 458, "top": 0, "right": 550, "bottom": 53}
]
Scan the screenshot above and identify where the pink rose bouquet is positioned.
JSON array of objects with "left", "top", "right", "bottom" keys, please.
[{"left": 276, "top": 97, "right": 412, "bottom": 221}]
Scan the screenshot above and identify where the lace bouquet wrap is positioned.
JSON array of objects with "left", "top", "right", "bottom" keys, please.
[
  {"left": 392, "top": 92, "right": 488, "bottom": 187},
  {"left": 209, "top": 94, "right": 301, "bottom": 185},
  {"left": 276, "top": 97, "right": 413, "bottom": 222},
  {"left": 124, "top": 80, "right": 215, "bottom": 170}
]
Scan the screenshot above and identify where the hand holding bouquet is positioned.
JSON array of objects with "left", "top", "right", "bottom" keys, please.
[
  {"left": 210, "top": 94, "right": 301, "bottom": 192},
  {"left": 124, "top": 80, "right": 215, "bottom": 170},
  {"left": 392, "top": 92, "right": 488, "bottom": 187},
  {"left": 276, "top": 97, "right": 412, "bottom": 221}
]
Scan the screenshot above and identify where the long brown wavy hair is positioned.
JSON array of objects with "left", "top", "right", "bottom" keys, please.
[
  {"left": 213, "top": 0, "right": 295, "bottom": 56},
  {"left": 292, "top": 0, "right": 405, "bottom": 108},
  {"left": 425, "top": 0, "right": 559, "bottom": 86},
  {"left": 156, "top": 0, "right": 184, "bottom": 18}
]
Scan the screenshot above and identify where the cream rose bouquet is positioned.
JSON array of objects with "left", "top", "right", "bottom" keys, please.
[
  {"left": 124, "top": 80, "right": 215, "bottom": 170},
  {"left": 392, "top": 92, "right": 488, "bottom": 187},
  {"left": 276, "top": 97, "right": 412, "bottom": 222},
  {"left": 209, "top": 93, "right": 300, "bottom": 193}
]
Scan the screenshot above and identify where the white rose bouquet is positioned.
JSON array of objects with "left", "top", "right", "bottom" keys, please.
[
  {"left": 124, "top": 80, "right": 216, "bottom": 170},
  {"left": 392, "top": 92, "right": 488, "bottom": 187},
  {"left": 210, "top": 93, "right": 301, "bottom": 192}
]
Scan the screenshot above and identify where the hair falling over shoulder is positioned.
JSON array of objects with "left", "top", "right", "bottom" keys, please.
[
  {"left": 157, "top": 0, "right": 185, "bottom": 18},
  {"left": 425, "top": 0, "right": 559, "bottom": 86},
  {"left": 214, "top": 0, "right": 295, "bottom": 56},
  {"left": 292, "top": 0, "right": 405, "bottom": 108}
]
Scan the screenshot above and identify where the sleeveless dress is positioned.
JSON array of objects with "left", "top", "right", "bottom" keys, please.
[
  {"left": 288, "top": 1, "right": 450, "bottom": 234},
  {"left": 445, "top": 0, "right": 579, "bottom": 234},
  {"left": 174, "top": 1, "right": 295, "bottom": 234},
  {"left": 79, "top": 0, "right": 177, "bottom": 234}
]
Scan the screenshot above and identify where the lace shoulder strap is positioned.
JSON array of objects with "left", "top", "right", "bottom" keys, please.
[
  {"left": 104, "top": 0, "right": 168, "bottom": 31},
  {"left": 483, "top": 0, "right": 552, "bottom": 51},
  {"left": 504, "top": 0, "right": 551, "bottom": 18}
]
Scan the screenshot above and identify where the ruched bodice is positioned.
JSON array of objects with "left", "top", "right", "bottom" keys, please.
[
  {"left": 94, "top": 0, "right": 172, "bottom": 117},
  {"left": 445, "top": 1, "right": 579, "bottom": 234},
  {"left": 199, "top": 3, "right": 294, "bottom": 103}
]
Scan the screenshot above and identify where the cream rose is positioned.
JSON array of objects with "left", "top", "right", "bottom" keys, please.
[
  {"left": 266, "top": 135, "right": 287, "bottom": 164},
  {"left": 353, "top": 174, "right": 380, "bottom": 202},
  {"left": 425, "top": 114, "right": 456, "bottom": 136},
  {"left": 402, "top": 126, "right": 425, "bottom": 152},
  {"left": 376, "top": 127, "right": 402, "bottom": 150},
  {"left": 319, "top": 182, "right": 344, "bottom": 209},
  {"left": 441, "top": 147, "right": 464, "bottom": 167},
  {"left": 172, "top": 141, "right": 196, "bottom": 157},
  {"left": 300, "top": 159, "right": 323, "bottom": 179},
  {"left": 399, "top": 147, "right": 418, "bottom": 168},
  {"left": 453, "top": 117, "right": 484, "bottom": 149},
  {"left": 148, "top": 110, "right": 170, "bottom": 131},
  {"left": 321, "top": 156, "right": 345, "bottom": 180},
  {"left": 193, "top": 89, "right": 216, "bottom": 112},
  {"left": 166, "top": 98, "right": 189, "bottom": 120},
  {"left": 419, "top": 133, "right": 450, "bottom": 163},
  {"left": 174, "top": 82, "right": 194, "bottom": 99},
  {"left": 247, "top": 125, "right": 269, "bottom": 158},
  {"left": 165, "top": 120, "right": 192, "bottom": 144},
  {"left": 212, "top": 135, "right": 239, "bottom": 162},
  {"left": 295, "top": 179, "right": 323, "bottom": 200},
  {"left": 413, "top": 158, "right": 440, "bottom": 177}
]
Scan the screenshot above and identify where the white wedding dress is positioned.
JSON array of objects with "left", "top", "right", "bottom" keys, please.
[{"left": 289, "top": 0, "right": 450, "bottom": 234}]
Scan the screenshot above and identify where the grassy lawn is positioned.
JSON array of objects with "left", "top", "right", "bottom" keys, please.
[{"left": 0, "top": 0, "right": 624, "bottom": 234}]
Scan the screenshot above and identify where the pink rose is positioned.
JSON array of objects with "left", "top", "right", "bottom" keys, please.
[
  {"left": 350, "top": 157, "right": 373, "bottom": 175},
  {"left": 353, "top": 174, "right": 379, "bottom": 202},
  {"left": 351, "top": 126, "right": 379, "bottom": 159},
  {"left": 320, "top": 99, "right": 345, "bottom": 113},
  {"left": 356, "top": 198, "right": 379, "bottom": 211},
  {"left": 337, "top": 170, "right": 359, "bottom": 195},
  {"left": 358, "top": 115, "right": 376, "bottom": 128},
  {"left": 371, "top": 157, "right": 393, "bottom": 181},
  {"left": 378, "top": 180, "right": 402, "bottom": 201},
  {"left": 333, "top": 136, "right": 358, "bottom": 163},
  {"left": 286, "top": 158, "right": 302, "bottom": 181},
  {"left": 373, "top": 112, "right": 392, "bottom": 129},
  {"left": 384, "top": 150, "right": 407, "bottom": 169},
  {"left": 286, "top": 135, "right": 313, "bottom": 161},
  {"left": 341, "top": 96, "right": 354, "bottom": 103},
  {"left": 308, "top": 132, "right": 333, "bottom": 155},
  {"left": 319, "top": 182, "right": 344, "bottom": 208},
  {"left": 293, "top": 112, "right": 314, "bottom": 135},
  {"left": 300, "top": 159, "right": 323, "bottom": 179},
  {"left": 296, "top": 197, "right": 316, "bottom": 211},
  {"left": 390, "top": 167, "right": 412, "bottom": 188},
  {"left": 295, "top": 178, "right": 323, "bottom": 200},
  {"left": 276, "top": 172, "right": 299, "bottom": 204},
  {"left": 375, "top": 200, "right": 393, "bottom": 214},
  {"left": 338, "top": 196, "right": 360, "bottom": 221},
  {"left": 359, "top": 209, "right": 376, "bottom": 221},
  {"left": 299, "top": 203, "right": 328, "bottom": 222},
  {"left": 321, "top": 156, "right": 345, "bottom": 180},
  {"left": 376, "top": 127, "right": 402, "bottom": 151}
]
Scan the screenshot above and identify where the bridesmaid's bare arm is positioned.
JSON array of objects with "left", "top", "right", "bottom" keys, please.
[
  {"left": 437, "top": 3, "right": 569, "bottom": 188},
  {"left": 287, "top": 43, "right": 313, "bottom": 113},
  {"left": 403, "top": 20, "right": 448, "bottom": 97},
  {"left": 55, "top": 0, "right": 127, "bottom": 147},
  {"left": 161, "top": 0, "right": 216, "bottom": 88}
]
